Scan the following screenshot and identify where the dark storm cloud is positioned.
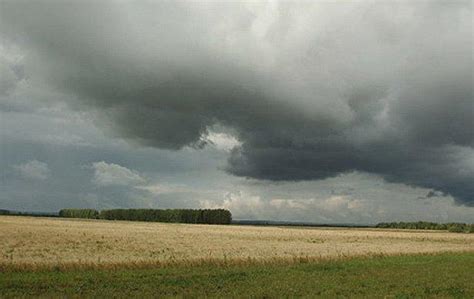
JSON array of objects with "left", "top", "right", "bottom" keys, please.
[{"left": 0, "top": 1, "right": 472, "bottom": 204}]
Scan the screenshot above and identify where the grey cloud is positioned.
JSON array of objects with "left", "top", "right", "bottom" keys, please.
[
  {"left": 91, "top": 161, "right": 146, "bottom": 187},
  {"left": 0, "top": 45, "right": 25, "bottom": 96},
  {"left": 0, "top": 1, "right": 472, "bottom": 205},
  {"left": 13, "top": 160, "right": 50, "bottom": 181}
]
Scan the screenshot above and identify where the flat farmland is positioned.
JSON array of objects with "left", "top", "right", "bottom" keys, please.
[{"left": 1, "top": 216, "right": 473, "bottom": 270}]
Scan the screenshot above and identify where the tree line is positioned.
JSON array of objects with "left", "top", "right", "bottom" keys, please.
[
  {"left": 376, "top": 221, "right": 474, "bottom": 233},
  {"left": 58, "top": 208, "right": 232, "bottom": 224}
]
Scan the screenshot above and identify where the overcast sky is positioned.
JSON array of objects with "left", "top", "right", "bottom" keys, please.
[{"left": 0, "top": 0, "right": 472, "bottom": 224}]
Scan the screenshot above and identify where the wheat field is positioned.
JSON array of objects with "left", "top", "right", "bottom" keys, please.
[{"left": 1, "top": 216, "right": 473, "bottom": 270}]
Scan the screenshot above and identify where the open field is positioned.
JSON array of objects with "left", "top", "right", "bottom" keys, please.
[
  {"left": 1, "top": 216, "right": 473, "bottom": 271},
  {"left": 1, "top": 253, "right": 473, "bottom": 297},
  {"left": 1, "top": 216, "right": 473, "bottom": 297}
]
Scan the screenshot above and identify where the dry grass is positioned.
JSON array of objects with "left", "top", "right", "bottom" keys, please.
[{"left": 1, "top": 216, "right": 473, "bottom": 271}]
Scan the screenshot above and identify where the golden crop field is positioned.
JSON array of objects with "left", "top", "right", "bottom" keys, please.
[{"left": 1, "top": 216, "right": 473, "bottom": 271}]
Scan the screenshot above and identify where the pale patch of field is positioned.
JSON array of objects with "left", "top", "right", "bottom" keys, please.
[{"left": 1, "top": 216, "right": 473, "bottom": 270}]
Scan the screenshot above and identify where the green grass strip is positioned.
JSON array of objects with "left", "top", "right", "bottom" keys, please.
[{"left": 1, "top": 252, "right": 473, "bottom": 298}]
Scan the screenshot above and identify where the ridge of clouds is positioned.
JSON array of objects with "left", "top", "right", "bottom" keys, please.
[{"left": 91, "top": 161, "right": 146, "bottom": 187}]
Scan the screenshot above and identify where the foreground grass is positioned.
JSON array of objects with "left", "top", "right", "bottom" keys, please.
[{"left": 1, "top": 253, "right": 473, "bottom": 298}]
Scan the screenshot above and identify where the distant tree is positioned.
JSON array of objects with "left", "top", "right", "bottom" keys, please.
[
  {"left": 376, "top": 221, "right": 471, "bottom": 233},
  {"left": 98, "top": 208, "right": 232, "bottom": 224},
  {"left": 59, "top": 209, "right": 99, "bottom": 219}
]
